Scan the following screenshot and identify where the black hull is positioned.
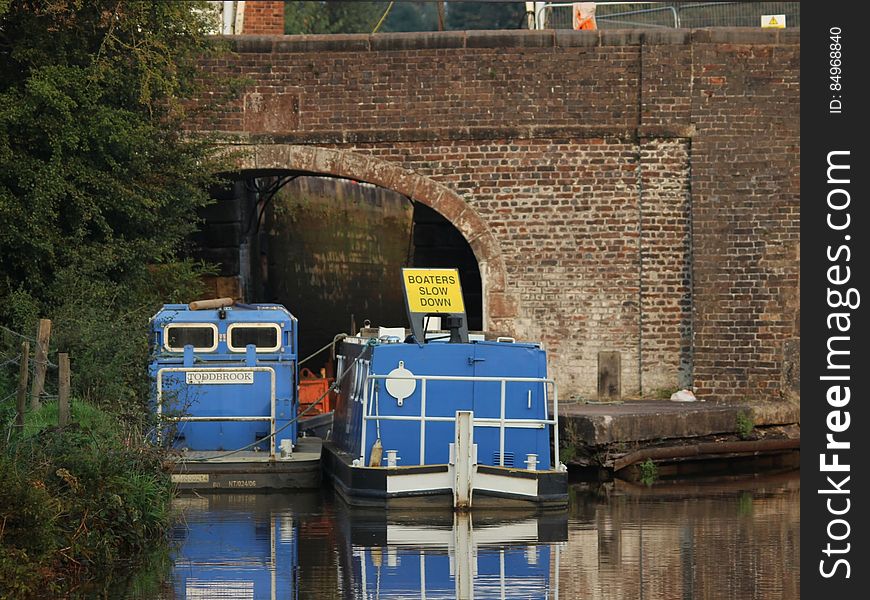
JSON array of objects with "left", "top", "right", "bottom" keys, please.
[{"left": 322, "top": 441, "right": 568, "bottom": 510}]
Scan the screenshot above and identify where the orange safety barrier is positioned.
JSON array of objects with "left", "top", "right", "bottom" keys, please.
[
  {"left": 573, "top": 2, "right": 598, "bottom": 30},
  {"left": 298, "top": 367, "right": 333, "bottom": 414}
]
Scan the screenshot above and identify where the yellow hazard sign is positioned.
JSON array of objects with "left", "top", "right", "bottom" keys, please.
[
  {"left": 761, "top": 14, "right": 786, "bottom": 28},
  {"left": 402, "top": 268, "right": 465, "bottom": 313}
]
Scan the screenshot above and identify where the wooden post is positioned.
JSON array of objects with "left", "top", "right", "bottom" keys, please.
[
  {"left": 598, "top": 351, "right": 622, "bottom": 401},
  {"left": 30, "top": 318, "right": 51, "bottom": 410},
  {"left": 58, "top": 353, "right": 70, "bottom": 427},
  {"left": 16, "top": 341, "right": 29, "bottom": 430}
]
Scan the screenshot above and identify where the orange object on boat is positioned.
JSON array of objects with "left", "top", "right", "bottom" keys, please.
[{"left": 299, "top": 367, "right": 333, "bottom": 414}]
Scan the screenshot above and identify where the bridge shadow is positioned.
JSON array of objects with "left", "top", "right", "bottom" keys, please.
[{"left": 192, "top": 147, "right": 502, "bottom": 369}]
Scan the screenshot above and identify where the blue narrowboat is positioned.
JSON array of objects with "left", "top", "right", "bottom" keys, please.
[
  {"left": 149, "top": 299, "right": 321, "bottom": 490},
  {"left": 323, "top": 327, "right": 569, "bottom": 510}
]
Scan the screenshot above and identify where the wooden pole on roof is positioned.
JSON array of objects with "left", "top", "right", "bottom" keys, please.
[{"left": 189, "top": 297, "right": 235, "bottom": 311}]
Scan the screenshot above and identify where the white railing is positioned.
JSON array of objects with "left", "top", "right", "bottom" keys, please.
[
  {"left": 359, "top": 373, "right": 560, "bottom": 469},
  {"left": 155, "top": 366, "right": 277, "bottom": 458}
]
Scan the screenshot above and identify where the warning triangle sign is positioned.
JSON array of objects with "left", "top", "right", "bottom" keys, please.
[{"left": 761, "top": 14, "right": 786, "bottom": 28}]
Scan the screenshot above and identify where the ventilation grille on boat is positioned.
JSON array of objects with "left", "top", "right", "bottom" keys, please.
[{"left": 492, "top": 452, "right": 515, "bottom": 467}]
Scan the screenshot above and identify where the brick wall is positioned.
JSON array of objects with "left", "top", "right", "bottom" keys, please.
[
  {"left": 689, "top": 35, "right": 801, "bottom": 403},
  {"left": 188, "top": 29, "right": 800, "bottom": 403},
  {"left": 241, "top": 1, "right": 284, "bottom": 35}
]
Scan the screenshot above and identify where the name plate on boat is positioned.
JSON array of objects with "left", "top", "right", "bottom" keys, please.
[
  {"left": 171, "top": 473, "right": 209, "bottom": 483},
  {"left": 185, "top": 371, "right": 254, "bottom": 384}
]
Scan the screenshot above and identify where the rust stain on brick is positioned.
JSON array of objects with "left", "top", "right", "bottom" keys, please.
[{"left": 244, "top": 93, "right": 300, "bottom": 133}]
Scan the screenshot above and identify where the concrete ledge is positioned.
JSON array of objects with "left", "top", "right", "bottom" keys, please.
[
  {"left": 553, "top": 30, "right": 599, "bottom": 48},
  {"left": 599, "top": 29, "right": 645, "bottom": 46},
  {"left": 370, "top": 31, "right": 466, "bottom": 51},
  {"left": 271, "top": 33, "right": 370, "bottom": 53},
  {"left": 219, "top": 28, "right": 798, "bottom": 54},
  {"left": 465, "top": 30, "right": 554, "bottom": 48},
  {"left": 641, "top": 29, "right": 692, "bottom": 46},
  {"left": 778, "top": 29, "right": 800, "bottom": 44},
  {"left": 225, "top": 35, "right": 282, "bottom": 53},
  {"left": 691, "top": 28, "right": 782, "bottom": 45},
  {"left": 559, "top": 400, "right": 800, "bottom": 446}
]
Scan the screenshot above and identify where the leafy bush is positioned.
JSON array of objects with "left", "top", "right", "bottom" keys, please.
[
  {"left": 0, "top": 2, "right": 231, "bottom": 591},
  {"left": 639, "top": 458, "right": 658, "bottom": 486},
  {"left": 736, "top": 411, "right": 755, "bottom": 440},
  {"left": 0, "top": 0, "right": 230, "bottom": 420},
  {"left": 0, "top": 401, "right": 172, "bottom": 598}
]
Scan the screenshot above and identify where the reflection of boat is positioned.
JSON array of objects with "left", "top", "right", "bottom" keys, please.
[
  {"left": 169, "top": 493, "right": 318, "bottom": 599},
  {"left": 323, "top": 328, "right": 569, "bottom": 510},
  {"left": 149, "top": 301, "right": 321, "bottom": 490},
  {"left": 336, "top": 507, "right": 568, "bottom": 599},
  {"left": 168, "top": 492, "right": 567, "bottom": 599}
]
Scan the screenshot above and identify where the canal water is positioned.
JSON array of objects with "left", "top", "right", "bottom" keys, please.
[{"left": 123, "top": 470, "right": 799, "bottom": 599}]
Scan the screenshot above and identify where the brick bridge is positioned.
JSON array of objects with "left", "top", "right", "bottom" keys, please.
[{"left": 187, "top": 28, "right": 800, "bottom": 403}]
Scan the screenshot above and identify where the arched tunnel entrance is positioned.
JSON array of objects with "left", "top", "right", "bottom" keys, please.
[{"left": 193, "top": 170, "right": 483, "bottom": 372}]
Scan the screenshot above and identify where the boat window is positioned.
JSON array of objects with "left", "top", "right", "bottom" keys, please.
[
  {"left": 164, "top": 324, "right": 218, "bottom": 352},
  {"left": 227, "top": 323, "right": 281, "bottom": 352}
]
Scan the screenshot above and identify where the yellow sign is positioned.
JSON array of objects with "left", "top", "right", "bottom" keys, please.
[
  {"left": 402, "top": 268, "right": 465, "bottom": 313},
  {"left": 761, "top": 14, "right": 785, "bottom": 28}
]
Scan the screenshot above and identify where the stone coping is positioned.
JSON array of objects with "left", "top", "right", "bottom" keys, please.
[
  {"left": 559, "top": 400, "right": 800, "bottom": 446},
  {"left": 217, "top": 28, "right": 799, "bottom": 54}
]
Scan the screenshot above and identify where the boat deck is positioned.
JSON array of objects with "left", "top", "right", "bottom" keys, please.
[{"left": 168, "top": 437, "right": 323, "bottom": 491}]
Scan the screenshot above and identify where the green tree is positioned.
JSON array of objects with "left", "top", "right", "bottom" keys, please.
[
  {"left": 285, "top": 1, "right": 388, "bottom": 34},
  {"left": 381, "top": 2, "right": 439, "bottom": 32},
  {"left": 0, "top": 1, "right": 227, "bottom": 409},
  {"left": 446, "top": 1, "right": 525, "bottom": 30},
  {"left": 284, "top": 1, "right": 525, "bottom": 35}
]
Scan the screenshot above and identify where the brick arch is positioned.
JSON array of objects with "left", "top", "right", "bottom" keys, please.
[{"left": 235, "top": 143, "right": 514, "bottom": 330}]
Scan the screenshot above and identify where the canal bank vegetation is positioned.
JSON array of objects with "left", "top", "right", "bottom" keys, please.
[
  {"left": 0, "top": 400, "right": 172, "bottom": 598},
  {"left": 0, "top": 1, "right": 242, "bottom": 596}
]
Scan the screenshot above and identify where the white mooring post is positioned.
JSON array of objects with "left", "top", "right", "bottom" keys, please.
[
  {"left": 453, "top": 512, "right": 474, "bottom": 599},
  {"left": 453, "top": 410, "right": 476, "bottom": 509}
]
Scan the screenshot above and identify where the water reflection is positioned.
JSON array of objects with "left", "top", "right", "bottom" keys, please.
[
  {"left": 164, "top": 493, "right": 566, "bottom": 599},
  {"left": 156, "top": 471, "right": 799, "bottom": 599},
  {"left": 169, "top": 494, "right": 308, "bottom": 599},
  {"left": 562, "top": 471, "right": 800, "bottom": 599},
  {"left": 339, "top": 510, "right": 567, "bottom": 599}
]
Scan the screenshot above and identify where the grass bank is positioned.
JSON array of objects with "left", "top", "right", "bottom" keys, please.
[{"left": 0, "top": 400, "right": 173, "bottom": 598}]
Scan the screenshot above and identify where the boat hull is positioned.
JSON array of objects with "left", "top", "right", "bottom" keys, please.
[
  {"left": 168, "top": 437, "right": 323, "bottom": 491},
  {"left": 323, "top": 441, "right": 567, "bottom": 510}
]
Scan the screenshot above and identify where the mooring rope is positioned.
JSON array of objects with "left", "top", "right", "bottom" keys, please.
[{"left": 174, "top": 339, "right": 374, "bottom": 463}]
